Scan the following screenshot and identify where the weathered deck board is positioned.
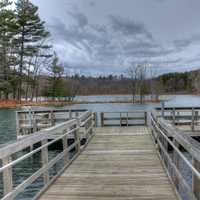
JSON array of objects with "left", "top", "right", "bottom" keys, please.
[{"left": 38, "top": 126, "right": 178, "bottom": 200}]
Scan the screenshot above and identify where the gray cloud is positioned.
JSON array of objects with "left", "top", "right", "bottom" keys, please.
[
  {"left": 109, "top": 15, "right": 153, "bottom": 40},
  {"left": 68, "top": 11, "right": 89, "bottom": 28},
  {"left": 154, "top": 0, "right": 166, "bottom": 3},
  {"left": 48, "top": 12, "right": 180, "bottom": 75},
  {"left": 174, "top": 39, "right": 191, "bottom": 50},
  {"left": 174, "top": 34, "right": 200, "bottom": 51},
  {"left": 89, "top": 1, "right": 95, "bottom": 7},
  {"left": 32, "top": 0, "right": 200, "bottom": 75}
]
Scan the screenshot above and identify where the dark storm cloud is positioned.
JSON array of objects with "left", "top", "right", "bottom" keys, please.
[
  {"left": 126, "top": 48, "right": 173, "bottom": 58},
  {"left": 109, "top": 15, "right": 153, "bottom": 40},
  {"left": 174, "top": 39, "right": 191, "bottom": 50},
  {"left": 68, "top": 11, "right": 89, "bottom": 27},
  {"left": 124, "top": 40, "right": 160, "bottom": 50},
  {"left": 31, "top": 0, "right": 200, "bottom": 75},
  {"left": 48, "top": 11, "right": 177, "bottom": 75},
  {"left": 49, "top": 17, "right": 106, "bottom": 55},
  {"left": 174, "top": 35, "right": 200, "bottom": 50}
]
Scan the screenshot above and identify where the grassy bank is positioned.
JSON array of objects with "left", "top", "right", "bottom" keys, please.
[{"left": 0, "top": 99, "right": 160, "bottom": 108}]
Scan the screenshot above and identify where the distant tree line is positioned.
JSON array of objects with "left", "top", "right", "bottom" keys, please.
[
  {"left": 33, "top": 69, "right": 199, "bottom": 103},
  {"left": 127, "top": 64, "right": 199, "bottom": 103}
]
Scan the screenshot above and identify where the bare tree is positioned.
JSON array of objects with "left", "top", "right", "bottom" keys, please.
[
  {"left": 128, "top": 64, "right": 147, "bottom": 104},
  {"left": 149, "top": 68, "right": 163, "bottom": 102},
  {"left": 23, "top": 39, "right": 52, "bottom": 102},
  {"left": 127, "top": 65, "right": 138, "bottom": 103},
  {"left": 138, "top": 64, "right": 147, "bottom": 104}
]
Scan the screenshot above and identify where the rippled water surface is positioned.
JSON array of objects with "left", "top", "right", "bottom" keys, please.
[{"left": 0, "top": 108, "right": 18, "bottom": 145}]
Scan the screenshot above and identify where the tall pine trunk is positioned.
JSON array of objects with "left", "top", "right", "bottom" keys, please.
[{"left": 18, "top": 28, "right": 25, "bottom": 103}]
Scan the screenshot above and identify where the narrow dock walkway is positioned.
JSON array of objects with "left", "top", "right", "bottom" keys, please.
[{"left": 38, "top": 126, "right": 177, "bottom": 200}]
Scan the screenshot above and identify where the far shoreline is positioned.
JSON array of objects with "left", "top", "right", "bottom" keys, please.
[
  {"left": 0, "top": 93, "right": 198, "bottom": 109},
  {"left": 0, "top": 99, "right": 160, "bottom": 109}
]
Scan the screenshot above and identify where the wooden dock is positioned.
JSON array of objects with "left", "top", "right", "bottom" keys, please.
[
  {"left": 38, "top": 126, "right": 177, "bottom": 200},
  {"left": 1, "top": 109, "right": 200, "bottom": 200}
]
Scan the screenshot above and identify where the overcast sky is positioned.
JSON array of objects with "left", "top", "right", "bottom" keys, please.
[{"left": 29, "top": 0, "right": 200, "bottom": 76}]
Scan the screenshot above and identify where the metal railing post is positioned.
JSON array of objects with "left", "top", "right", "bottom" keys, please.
[
  {"left": 192, "top": 108, "right": 195, "bottom": 131},
  {"left": 62, "top": 130, "right": 69, "bottom": 165},
  {"left": 2, "top": 156, "right": 13, "bottom": 198},
  {"left": 41, "top": 139, "right": 49, "bottom": 184},
  {"left": 101, "top": 113, "right": 104, "bottom": 127},
  {"left": 75, "top": 119, "right": 81, "bottom": 153},
  {"left": 192, "top": 158, "right": 200, "bottom": 200},
  {"left": 144, "top": 111, "right": 147, "bottom": 126}
]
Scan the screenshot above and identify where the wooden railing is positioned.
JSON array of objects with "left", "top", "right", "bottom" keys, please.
[
  {"left": 100, "top": 111, "right": 147, "bottom": 127},
  {"left": 150, "top": 110, "right": 200, "bottom": 200},
  {"left": 156, "top": 107, "right": 200, "bottom": 131},
  {"left": 16, "top": 109, "right": 88, "bottom": 139},
  {"left": 0, "top": 110, "right": 95, "bottom": 200}
]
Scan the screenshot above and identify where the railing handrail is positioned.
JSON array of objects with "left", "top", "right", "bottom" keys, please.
[
  {"left": 151, "top": 113, "right": 200, "bottom": 179},
  {"left": 0, "top": 119, "right": 77, "bottom": 159},
  {"left": 79, "top": 110, "right": 91, "bottom": 122},
  {"left": 3, "top": 110, "right": 92, "bottom": 160},
  {"left": 0, "top": 110, "right": 95, "bottom": 200},
  {"left": 100, "top": 110, "right": 148, "bottom": 127},
  {"left": 151, "top": 110, "right": 200, "bottom": 162},
  {"left": 150, "top": 109, "right": 200, "bottom": 200},
  {"left": 155, "top": 106, "right": 200, "bottom": 111},
  {"left": 16, "top": 109, "right": 87, "bottom": 114},
  {"left": 0, "top": 126, "right": 79, "bottom": 174},
  {"left": 102, "top": 110, "right": 147, "bottom": 113}
]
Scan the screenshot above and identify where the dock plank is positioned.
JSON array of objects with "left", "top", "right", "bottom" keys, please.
[{"left": 38, "top": 127, "right": 178, "bottom": 200}]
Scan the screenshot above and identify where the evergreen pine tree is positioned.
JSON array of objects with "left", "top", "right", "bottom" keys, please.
[
  {"left": 44, "top": 53, "right": 65, "bottom": 101},
  {"left": 0, "top": 0, "right": 17, "bottom": 99},
  {"left": 15, "top": 0, "right": 50, "bottom": 101}
]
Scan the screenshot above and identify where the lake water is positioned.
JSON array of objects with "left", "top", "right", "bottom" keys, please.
[
  {"left": 1, "top": 94, "right": 200, "bottom": 145},
  {"left": 0, "top": 94, "right": 199, "bottom": 200},
  {"left": 75, "top": 94, "right": 200, "bottom": 107}
]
